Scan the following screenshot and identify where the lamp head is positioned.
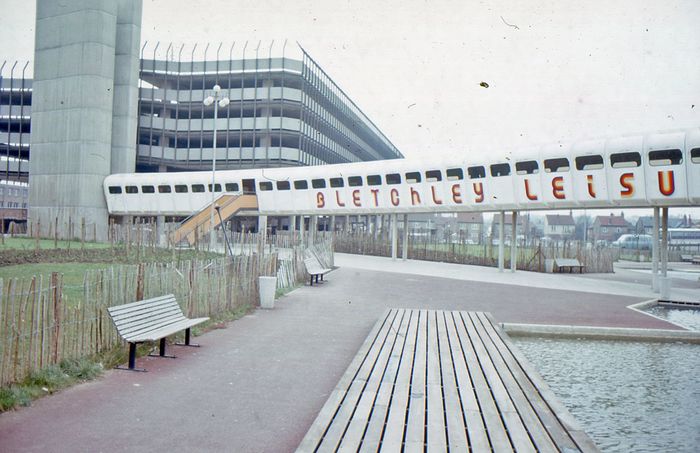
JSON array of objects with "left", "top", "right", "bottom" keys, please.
[
  {"left": 218, "top": 98, "right": 230, "bottom": 108},
  {"left": 213, "top": 84, "right": 221, "bottom": 92},
  {"left": 203, "top": 96, "right": 214, "bottom": 106}
]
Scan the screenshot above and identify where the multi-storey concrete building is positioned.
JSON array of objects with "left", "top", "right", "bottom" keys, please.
[
  {"left": 0, "top": 63, "right": 31, "bottom": 183},
  {"left": 2, "top": 42, "right": 403, "bottom": 233},
  {"left": 136, "top": 43, "right": 402, "bottom": 172}
]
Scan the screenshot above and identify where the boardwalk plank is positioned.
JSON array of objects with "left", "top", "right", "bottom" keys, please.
[
  {"left": 381, "top": 309, "right": 420, "bottom": 450},
  {"left": 297, "top": 309, "right": 396, "bottom": 453},
  {"left": 459, "top": 312, "right": 535, "bottom": 452},
  {"left": 451, "top": 311, "right": 513, "bottom": 451},
  {"left": 481, "top": 313, "right": 600, "bottom": 453},
  {"left": 435, "top": 311, "right": 469, "bottom": 452},
  {"left": 359, "top": 310, "right": 413, "bottom": 452},
  {"left": 469, "top": 312, "right": 558, "bottom": 453},
  {"left": 475, "top": 312, "right": 575, "bottom": 451},
  {"left": 405, "top": 310, "right": 428, "bottom": 447},
  {"left": 425, "top": 311, "right": 447, "bottom": 452},
  {"left": 323, "top": 309, "right": 405, "bottom": 451},
  {"left": 340, "top": 310, "right": 410, "bottom": 451},
  {"left": 298, "top": 309, "right": 598, "bottom": 453},
  {"left": 443, "top": 311, "right": 492, "bottom": 451}
]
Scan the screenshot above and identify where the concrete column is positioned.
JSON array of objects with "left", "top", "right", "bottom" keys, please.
[
  {"left": 391, "top": 214, "right": 398, "bottom": 260},
  {"left": 660, "top": 207, "right": 670, "bottom": 298},
  {"left": 510, "top": 211, "right": 517, "bottom": 272},
  {"left": 330, "top": 215, "right": 336, "bottom": 233},
  {"left": 258, "top": 215, "right": 268, "bottom": 235},
  {"left": 402, "top": 214, "right": 409, "bottom": 261},
  {"left": 29, "top": 1, "right": 145, "bottom": 240},
  {"left": 310, "top": 215, "right": 318, "bottom": 244},
  {"left": 156, "top": 215, "right": 165, "bottom": 247},
  {"left": 258, "top": 215, "right": 268, "bottom": 252},
  {"left": 110, "top": 0, "right": 142, "bottom": 174},
  {"left": 289, "top": 215, "right": 296, "bottom": 232},
  {"left": 652, "top": 207, "right": 660, "bottom": 292},
  {"left": 300, "top": 215, "right": 306, "bottom": 247},
  {"left": 498, "top": 211, "right": 505, "bottom": 272}
]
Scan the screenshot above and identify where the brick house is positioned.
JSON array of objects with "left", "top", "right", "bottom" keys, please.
[{"left": 589, "top": 213, "right": 632, "bottom": 243}]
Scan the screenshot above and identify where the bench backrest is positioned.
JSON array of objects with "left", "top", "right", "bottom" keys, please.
[
  {"left": 304, "top": 257, "right": 326, "bottom": 274},
  {"left": 107, "top": 294, "right": 186, "bottom": 342}
]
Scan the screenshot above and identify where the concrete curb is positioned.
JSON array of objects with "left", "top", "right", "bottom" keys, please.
[{"left": 501, "top": 322, "right": 700, "bottom": 344}]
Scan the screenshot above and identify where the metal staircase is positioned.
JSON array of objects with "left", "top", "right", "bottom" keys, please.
[{"left": 169, "top": 194, "right": 258, "bottom": 246}]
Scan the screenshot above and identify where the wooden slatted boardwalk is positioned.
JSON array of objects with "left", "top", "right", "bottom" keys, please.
[{"left": 298, "top": 309, "right": 599, "bottom": 452}]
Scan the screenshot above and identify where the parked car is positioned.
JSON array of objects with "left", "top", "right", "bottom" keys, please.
[{"left": 612, "top": 234, "right": 653, "bottom": 250}]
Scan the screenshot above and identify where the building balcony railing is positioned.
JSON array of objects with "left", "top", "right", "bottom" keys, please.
[
  {"left": 140, "top": 57, "right": 304, "bottom": 76},
  {"left": 0, "top": 105, "right": 32, "bottom": 117},
  {"left": 137, "top": 144, "right": 305, "bottom": 166},
  {"left": 139, "top": 116, "right": 301, "bottom": 133},
  {"left": 139, "top": 86, "right": 302, "bottom": 104}
]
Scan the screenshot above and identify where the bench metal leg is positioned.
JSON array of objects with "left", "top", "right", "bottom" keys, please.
[
  {"left": 115, "top": 343, "right": 147, "bottom": 372},
  {"left": 315, "top": 274, "right": 320, "bottom": 284},
  {"left": 149, "top": 338, "right": 176, "bottom": 359},
  {"left": 175, "top": 328, "right": 200, "bottom": 347},
  {"left": 310, "top": 275, "right": 314, "bottom": 286}
]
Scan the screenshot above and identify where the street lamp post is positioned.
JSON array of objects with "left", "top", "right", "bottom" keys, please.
[{"left": 203, "top": 85, "right": 230, "bottom": 251}]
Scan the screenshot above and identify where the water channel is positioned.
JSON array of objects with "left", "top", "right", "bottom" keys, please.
[{"left": 512, "top": 337, "right": 700, "bottom": 452}]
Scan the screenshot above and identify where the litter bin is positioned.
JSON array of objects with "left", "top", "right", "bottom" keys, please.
[{"left": 259, "top": 276, "right": 277, "bottom": 309}]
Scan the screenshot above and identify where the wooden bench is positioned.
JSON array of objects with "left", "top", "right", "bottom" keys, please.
[
  {"left": 107, "top": 294, "right": 209, "bottom": 371},
  {"left": 692, "top": 256, "right": 700, "bottom": 265},
  {"left": 303, "top": 256, "right": 332, "bottom": 286},
  {"left": 680, "top": 254, "right": 693, "bottom": 263},
  {"left": 555, "top": 257, "right": 586, "bottom": 273},
  {"left": 298, "top": 309, "right": 598, "bottom": 452}
]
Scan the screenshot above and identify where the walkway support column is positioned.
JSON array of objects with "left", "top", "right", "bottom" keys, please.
[
  {"left": 511, "top": 211, "right": 518, "bottom": 272},
  {"left": 258, "top": 215, "right": 268, "bottom": 253},
  {"left": 498, "top": 211, "right": 505, "bottom": 272},
  {"left": 402, "top": 214, "right": 409, "bottom": 261},
  {"left": 300, "top": 215, "right": 306, "bottom": 247},
  {"left": 391, "top": 214, "right": 398, "bottom": 260},
  {"left": 310, "top": 215, "right": 318, "bottom": 244},
  {"left": 660, "top": 207, "right": 670, "bottom": 298},
  {"left": 652, "top": 207, "right": 660, "bottom": 292}
]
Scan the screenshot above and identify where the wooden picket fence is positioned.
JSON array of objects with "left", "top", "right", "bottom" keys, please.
[{"left": 0, "top": 237, "right": 333, "bottom": 387}]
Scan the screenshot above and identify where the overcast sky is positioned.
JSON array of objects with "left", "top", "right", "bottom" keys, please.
[{"left": 1, "top": 0, "right": 699, "bottom": 216}]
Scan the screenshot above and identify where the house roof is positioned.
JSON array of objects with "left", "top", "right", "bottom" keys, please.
[
  {"left": 545, "top": 214, "right": 575, "bottom": 226},
  {"left": 637, "top": 215, "right": 692, "bottom": 228},
  {"left": 637, "top": 216, "right": 654, "bottom": 227},
  {"left": 595, "top": 215, "right": 629, "bottom": 227}
]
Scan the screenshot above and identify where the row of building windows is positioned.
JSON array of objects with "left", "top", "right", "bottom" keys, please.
[
  {"left": 0, "top": 187, "right": 28, "bottom": 196},
  {"left": 108, "top": 147, "right": 700, "bottom": 196}
]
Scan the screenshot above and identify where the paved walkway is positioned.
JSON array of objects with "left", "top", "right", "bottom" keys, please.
[{"left": 0, "top": 254, "right": 689, "bottom": 452}]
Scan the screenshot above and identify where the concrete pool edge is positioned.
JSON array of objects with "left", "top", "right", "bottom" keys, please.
[{"left": 501, "top": 322, "right": 700, "bottom": 344}]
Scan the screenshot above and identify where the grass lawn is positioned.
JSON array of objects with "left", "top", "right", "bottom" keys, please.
[
  {"left": 0, "top": 237, "right": 221, "bottom": 304},
  {"left": 0, "top": 237, "right": 111, "bottom": 251},
  {"left": 0, "top": 262, "right": 112, "bottom": 287}
]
